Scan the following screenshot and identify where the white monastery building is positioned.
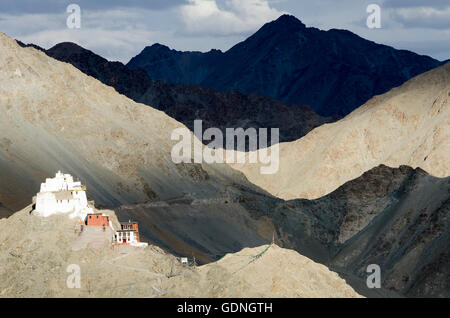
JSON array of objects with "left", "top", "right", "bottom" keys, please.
[
  {"left": 35, "top": 171, "right": 94, "bottom": 220},
  {"left": 35, "top": 171, "right": 147, "bottom": 248}
]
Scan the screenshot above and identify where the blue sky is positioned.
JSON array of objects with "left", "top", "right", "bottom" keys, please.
[{"left": 1, "top": 0, "right": 449, "bottom": 62}]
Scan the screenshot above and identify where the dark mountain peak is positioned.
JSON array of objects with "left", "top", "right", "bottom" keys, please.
[
  {"left": 226, "top": 14, "right": 308, "bottom": 54},
  {"left": 143, "top": 43, "right": 171, "bottom": 53},
  {"left": 272, "top": 14, "right": 306, "bottom": 28},
  {"left": 231, "top": 14, "right": 307, "bottom": 51},
  {"left": 262, "top": 14, "right": 307, "bottom": 34},
  {"left": 132, "top": 43, "right": 179, "bottom": 63},
  {"left": 150, "top": 42, "right": 169, "bottom": 49},
  {"left": 126, "top": 14, "right": 441, "bottom": 117},
  {"left": 253, "top": 14, "right": 306, "bottom": 37},
  {"left": 50, "top": 41, "right": 83, "bottom": 49},
  {"left": 47, "top": 42, "right": 94, "bottom": 56},
  {"left": 208, "top": 48, "right": 223, "bottom": 54}
]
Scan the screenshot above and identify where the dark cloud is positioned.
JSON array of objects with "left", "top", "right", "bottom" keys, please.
[{"left": 0, "top": 0, "right": 187, "bottom": 14}]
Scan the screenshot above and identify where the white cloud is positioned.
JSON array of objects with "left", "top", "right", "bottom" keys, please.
[
  {"left": 0, "top": 13, "right": 64, "bottom": 35},
  {"left": 1, "top": 0, "right": 449, "bottom": 62},
  {"left": 17, "top": 28, "right": 164, "bottom": 62},
  {"left": 0, "top": 9, "right": 171, "bottom": 62},
  {"left": 179, "top": 0, "right": 286, "bottom": 36}
]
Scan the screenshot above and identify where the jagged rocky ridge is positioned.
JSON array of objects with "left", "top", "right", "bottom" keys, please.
[{"left": 128, "top": 14, "right": 442, "bottom": 117}]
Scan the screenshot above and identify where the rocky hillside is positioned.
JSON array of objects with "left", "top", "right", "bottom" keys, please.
[
  {"left": 23, "top": 41, "right": 332, "bottom": 146},
  {"left": 294, "top": 165, "right": 449, "bottom": 297},
  {"left": 0, "top": 206, "right": 361, "bottom": 298},
  {"left": 112, "top": 165, "right": 449, "bottom": 297},
  {"left": 2, "top": 32, "right": 448, "bottom": 297},
  {"left": 326, "top": 166, "right": 450, "bottom": 297},
  {"left": 1, "top": 32, "right": 261, "bottom": 212},
  {"left": 127, "top": 14, "right": 442, "bottom": 117},
  {"left": 1, "top": 165, "right": 447, "bottom": 297},
  {"left": 230, "top": 61, "right": 450, "bottom": 200}
]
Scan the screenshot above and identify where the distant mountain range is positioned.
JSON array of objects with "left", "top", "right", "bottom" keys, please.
[
  {"left": 127, "top": 14, "right": 443, "bottom": 117},
  {"left": 15, "top": 14, "right": 443, "bottom": 142},
  {"left": 17, "top": 40, "right": 332, "bottom": 147}
]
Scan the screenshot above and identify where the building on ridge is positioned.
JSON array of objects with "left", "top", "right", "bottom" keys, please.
[
  {"left": 34, "top": 171, "right": 148, "bottom": 249},
  {"left": 85, "top": 213, "right": 111, "bottom": 227},
  {"left": 113, "top": 220, "right": 147, "bottom": 247},
  {"left": 35, "top": 171, "right": 94, "bottom": 220}
]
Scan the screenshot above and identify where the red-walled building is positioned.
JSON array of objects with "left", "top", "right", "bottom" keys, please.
[{"left": 86, "top": 213, "right": 110, "bottom": 227}]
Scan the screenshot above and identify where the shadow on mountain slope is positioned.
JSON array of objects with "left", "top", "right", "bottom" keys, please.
[
  {"left": 113, "top": 165, "right": 450, "bottom": 297},
  {"left": 16, "top": 40, "right": 333, "bottom": 148}
]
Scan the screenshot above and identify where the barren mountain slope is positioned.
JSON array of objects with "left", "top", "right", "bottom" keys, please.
[
  {"left": 0, "top": 32, "right": 260, "bottom": 212},
  {"left": 0, "top": 32, "right": 282, "bottom": 266},
  {"left": 165, "top": 244, "right": 361, "bottom": 298},
  {"left": 230, "top": 62, "right": 450, "bottom": 200},
  {"left": 298, "top": 165, "right": 450, "bottom": 297},
  {"left": 110, "top": 165, "right": 449, "bottom": 297},
  {"left": 23, "top": 40, "right": 332, "bottom": 146},
  {"left": 0, "top": 206, "right": 360, "bottom": 298},
  {"left": 239, "top": 165, "right": 450, "bottom": 297}
]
